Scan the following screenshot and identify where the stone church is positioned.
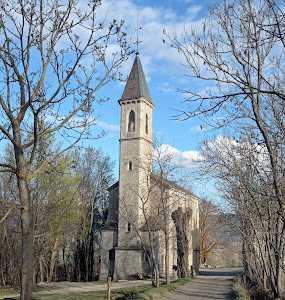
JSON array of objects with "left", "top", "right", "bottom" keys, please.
[{"left": 100, "top": 54, "right": 199, "bottom": 280}]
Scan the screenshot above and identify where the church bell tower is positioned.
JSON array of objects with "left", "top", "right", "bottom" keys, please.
[{"left": 114, "top": 53, "right": 155, "bottom": 279}]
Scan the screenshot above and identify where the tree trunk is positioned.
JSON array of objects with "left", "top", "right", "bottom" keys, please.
[
  {"left": 86, "top": 201, "right": 95, "bottom": 282},
  {"left": 154, "top": 265, "right": 159, "bottom": 287},
  {"left": 47, "top": 238, "right": 59, "bottom": 283},
  {"left": 14, "top": 122, "right": 34, "bottom": 300},
  {"left": 39, "top": 256, "right": 44, "bottom": 283},
  {"left": 172, "top": 207, "right": 191, "bottom": 278},
  {"left": 63, "top": 247, "right": 67, "bottom": 280},
  {"left": 85, "top": 245, "right": 89, "bottom": 282},
  {"left": 276, "top": 254, "right": 284, "bottom": 298},
  {"left": 18, "top": 176, "right": 34, "bottom": 300},
  {"left": 165, "top": 231, "right": 170, "bottom": 284}
]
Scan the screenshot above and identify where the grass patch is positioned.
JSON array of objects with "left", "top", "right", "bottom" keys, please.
[
  {"left": 0, "top": 284, "right": 50, "bottom": 298},
  {"left": 7, "top": 285, "right": 153, "bottom": 300},
  {"left": 133, "top": 277, "right": 193, "bottom": 300},
  {"left": 35, "top": 285, "right": 152, "bottom": 300},
  {"left": 233, "top": 276, "right": 251, "bottom": 300}
]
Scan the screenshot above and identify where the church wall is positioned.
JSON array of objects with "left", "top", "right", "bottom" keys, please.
[
  {"left": 118, "top": 138, "right": 141, "bottom": 248},
  {"left": 113, "top": 249, "right": 143, "bottom": 280},
  {"left": 99, "top": 230, "right": 116, "bottom": 280}
]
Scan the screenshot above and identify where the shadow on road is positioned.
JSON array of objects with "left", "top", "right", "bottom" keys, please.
[{"left": 199, "top": 268, "right": 244, "bottom": 277}]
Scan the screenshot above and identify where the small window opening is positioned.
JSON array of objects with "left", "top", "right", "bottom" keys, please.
[
  {"left": 146, "top": 114, "right": 148, "bottom": 134},
  {"left": 109, "top": 249, "right": 115, "bottom": 260},
  {"left": 128, "top": 161, "right": 133, "bottom": 170},
  {"left": 128, "top": 110, "right": 135, "bottom": 132},
  {"left": 127, "top": 222, "right": 131, "bottom": 232}
]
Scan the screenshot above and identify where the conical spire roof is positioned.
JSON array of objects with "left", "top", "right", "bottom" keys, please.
[{"left": 120, "top": 54, "right": 152, "bottom": 103}]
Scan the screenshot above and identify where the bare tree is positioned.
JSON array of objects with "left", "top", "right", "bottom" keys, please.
[
  {"left": 165, "top": 0, "right": 285, "bottom": 297},
  {"left": 197, "top": 134, "right": 284, "bottom": 298},
  {"left": 74, "top": 147, "right": 115, "bottom": 282},
  {"left": 165, "top": 0, "right": 284, "bottom": 216},
  {"left": 152, "top": 141, "right": 193, "bottom": 284},
  {"left": 199, "top": 198, "right": 229, "bottom": 265},
  {"left": 0, "top": 0, "right": 130, "bottom": 298}
]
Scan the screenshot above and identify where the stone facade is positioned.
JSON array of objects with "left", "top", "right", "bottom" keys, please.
[{"left": 100, "top": 54, "right": 199, "bottom": 281}]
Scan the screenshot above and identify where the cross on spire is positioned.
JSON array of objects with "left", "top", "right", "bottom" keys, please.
[{"left": 134, "top": 13, "right": 142, "bottom": 54}]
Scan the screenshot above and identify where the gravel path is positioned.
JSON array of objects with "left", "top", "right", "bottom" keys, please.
[
  {"left": 161, "top": 268, "right": 244, "bottom": 300},
  {"left": 1, "top": 278, "right": 163, "bottom": 298}
]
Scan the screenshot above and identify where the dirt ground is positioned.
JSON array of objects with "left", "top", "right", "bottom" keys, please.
[{"left": 1, "top": 278, "right": 155, "bottom": 298}]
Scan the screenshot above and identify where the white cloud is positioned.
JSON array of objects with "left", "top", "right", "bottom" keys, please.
[
  {"left": 48, "top": 0, "right": 208, "bottom": 88},
  {"left": 96, "top": 0, "right": 206, "bottom": 79},
  {"left": 153, "top": 144, "right": 202, "bottom": 169},
  {"left": 152, "top": 136, "right": 270, "bottom": 172},
  {"left": 206, "top": 136, "right": 270, "bottom": 172}
]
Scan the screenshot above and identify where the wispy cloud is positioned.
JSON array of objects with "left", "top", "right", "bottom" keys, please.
[
  {"left": 186, "top": 5, "right": 203, "bottom": 20},
  {"left": 44, "top": 111, "right": 119, "bottom": 132},
  {"left": 190, "top": 125, "right": 208, "bottom": 132},
  {"left": 95, "top": 120, "right": 120, "bottom": 132}
]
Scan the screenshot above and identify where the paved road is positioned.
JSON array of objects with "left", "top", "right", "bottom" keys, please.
[{"left": 161, "top": 268, "right": 244, "bottom": 300}]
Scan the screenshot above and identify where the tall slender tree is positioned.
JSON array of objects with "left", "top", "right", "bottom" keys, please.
[{"left": 0, "top": 0, "right": 130, "bottom": 298}]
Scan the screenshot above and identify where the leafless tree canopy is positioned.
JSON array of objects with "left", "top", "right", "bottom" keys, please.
[
  {"left": 0, "top": 0, "right": 130, "bottom": 298},
  {"left": 166, "top": 0, "right": 285, "bottom": 298}
]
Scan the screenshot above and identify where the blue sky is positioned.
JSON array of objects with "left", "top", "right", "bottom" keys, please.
[
  {"left": 88, "top": 0, "right": 212, "bottom": 182},
  {"left": 0, "top": 0, "right": 216, "bottom": 197}
]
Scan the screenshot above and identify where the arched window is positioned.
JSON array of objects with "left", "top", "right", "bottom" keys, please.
[
  {"left": 127, "top": 222, "right": 131, "bottom": 232},
  {"left": 128, "top": 161, "right": 133, "bottom": 171},
  {"left": 128, "top": 110, "right": 135, "bottom": 132},
  {"left": 145, "top": 114, "right": 148, "bottom": 134}
]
